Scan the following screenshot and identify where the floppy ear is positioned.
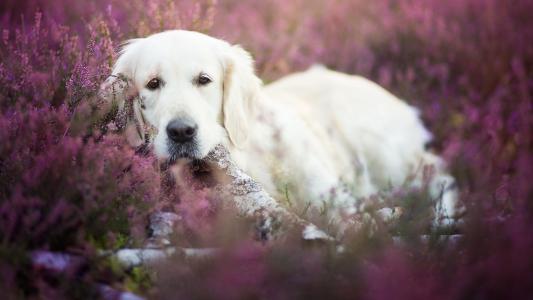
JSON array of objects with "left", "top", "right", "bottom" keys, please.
[
  {"left": 222, "top": 45, "right": 262, "bottom": 148},
  {"left": 99, "top": 39, "right": 147, "bottom": 147}
]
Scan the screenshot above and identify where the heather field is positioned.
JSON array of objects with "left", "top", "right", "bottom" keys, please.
[{"left": 0, "top": 0, "right": 532, "bottom": 299}]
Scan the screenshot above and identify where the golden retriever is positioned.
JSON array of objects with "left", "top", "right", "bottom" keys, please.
[{"left": 103, "top": 30, "right": 459, "bottom": 227}]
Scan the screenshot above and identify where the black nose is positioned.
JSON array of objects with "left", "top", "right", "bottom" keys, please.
[{"left": 166, "top": 118, "right": 198, "bottom": 143}]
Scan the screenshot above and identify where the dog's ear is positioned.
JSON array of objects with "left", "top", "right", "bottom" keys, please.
[
  {"left": 222, "top": 45, "right": 262, "bottom": 148},
  {"left": 100, "top": 39, "right": 142, "bottom": 106},
  {"left": 99, "top": 39, "right": 146, "bottom": 147}
]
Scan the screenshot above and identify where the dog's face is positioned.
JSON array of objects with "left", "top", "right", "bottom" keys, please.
[{"left": 103, "top": 30, "right": 260, "bottom": 161}]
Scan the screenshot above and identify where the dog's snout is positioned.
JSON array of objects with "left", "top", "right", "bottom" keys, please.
[{"left": 166, "top": 118, "right": 198, "bottom": 143}]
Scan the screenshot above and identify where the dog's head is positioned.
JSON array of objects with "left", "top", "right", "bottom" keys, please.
[{"left": 102, "top": 30, "right": 261, "bottom": 161}]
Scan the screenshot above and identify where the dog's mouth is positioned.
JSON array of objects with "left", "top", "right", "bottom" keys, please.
[
  {"left": 166, "top": 139, "right": 202, "bottom": 162},
  {"left": 161, "top": 148, "right": 223, "bottom": 190}
]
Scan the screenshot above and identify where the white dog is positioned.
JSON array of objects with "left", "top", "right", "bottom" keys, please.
[{"left": 104, "top": 30, "right": 459, "bottom": 227}]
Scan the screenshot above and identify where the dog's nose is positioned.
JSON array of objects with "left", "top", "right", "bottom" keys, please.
[{"left": 166, "top": 118, "right": 198, "bottom": 143}]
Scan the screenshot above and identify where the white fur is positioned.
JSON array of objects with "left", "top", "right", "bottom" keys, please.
[{"left": 107, "top": 30, "right": 459, "bottom": 225}]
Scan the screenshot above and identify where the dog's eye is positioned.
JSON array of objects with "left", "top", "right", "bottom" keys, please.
[
  {"left": 146, "top": 78, "right": 161, "bottom": 90},
  {"left": 197, "top": 73, "right": 212, "bottom": 86}
]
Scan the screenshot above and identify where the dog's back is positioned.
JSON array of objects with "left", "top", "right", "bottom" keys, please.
[
  {"left": 265, "top": 66, "right": 431, "bottom": 188},
  {"left": 263, "top": 66, "right": 459, "bottom": 223}
]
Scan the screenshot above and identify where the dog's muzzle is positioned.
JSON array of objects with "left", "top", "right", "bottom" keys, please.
[{"left": 166, "top": 117, "right": 200, "bottom": 160}]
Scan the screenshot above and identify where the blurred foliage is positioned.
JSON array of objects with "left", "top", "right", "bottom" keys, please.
[{"left": 0, "top": 0, "right": 531, "bottom": 298}]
